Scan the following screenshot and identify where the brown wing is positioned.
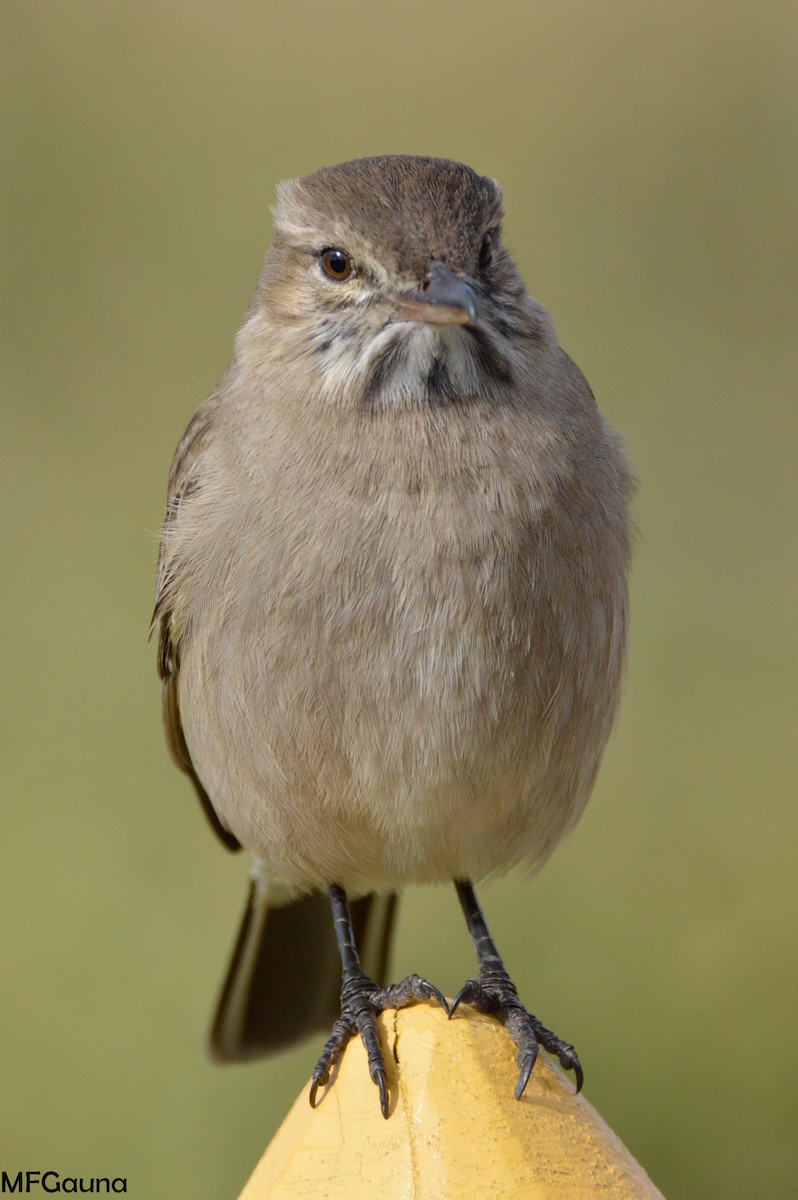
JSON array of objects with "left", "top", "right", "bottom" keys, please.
[
  {"left": 157, "top": 620, "right": 241, "bottom": 852},
  {"left": 152, "top": 400, "right": 241, "bottom": 853}
]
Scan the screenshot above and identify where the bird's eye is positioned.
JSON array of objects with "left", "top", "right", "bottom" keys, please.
[
  {"left": 478, "top": 232, "right": 493, "bottom": 268},
  {"left": 320, "top": 248, "right": 354, "bottom": 281}
]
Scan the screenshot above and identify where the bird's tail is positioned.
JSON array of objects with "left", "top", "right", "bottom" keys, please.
[{"left": 208, "top": 870, "right": 397, "bottom": 1062}]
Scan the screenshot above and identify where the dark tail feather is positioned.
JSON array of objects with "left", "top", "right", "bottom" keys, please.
[{"left": 208, "top": 883, "right": 398, "bottom": 1062}]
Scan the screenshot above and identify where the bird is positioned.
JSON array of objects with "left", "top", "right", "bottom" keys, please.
[{"left": 152, "top": 154, "right": 634, "bottom": 1119}]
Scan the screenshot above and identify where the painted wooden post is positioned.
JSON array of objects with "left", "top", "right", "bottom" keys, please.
[{"left": 237, "top": 1004, "right": 664, "bottom": 1198}]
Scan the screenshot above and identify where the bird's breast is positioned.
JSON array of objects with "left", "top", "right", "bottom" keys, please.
[{"left": 176, "top": 399, "right": 627, "bottom": 889}]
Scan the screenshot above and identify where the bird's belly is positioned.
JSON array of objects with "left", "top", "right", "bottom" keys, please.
[{"left": 179, "top": 541, "right": 619, "bottom": 893}]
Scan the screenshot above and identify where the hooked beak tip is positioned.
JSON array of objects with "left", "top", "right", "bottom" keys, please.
[{"left": 391, "top": 262, "right": 479, "bottom": 327}]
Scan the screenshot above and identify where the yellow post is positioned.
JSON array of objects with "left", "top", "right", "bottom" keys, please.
[{"left": 238, "top": 1005, "right": 664, "bottom": 1198}]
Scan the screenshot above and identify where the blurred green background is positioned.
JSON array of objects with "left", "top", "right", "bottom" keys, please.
[{"left": 2, "top": 2, "right": 796, "bottom": 1196}]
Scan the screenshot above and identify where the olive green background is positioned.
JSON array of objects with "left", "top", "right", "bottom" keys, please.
[{"left": 2, "top": 3, "right": 796, "bottom": 1197}]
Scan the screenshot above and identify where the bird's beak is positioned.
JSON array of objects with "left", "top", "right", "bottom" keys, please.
[{"left": 390, "top": 261, "right": 479, "bottom": 326}]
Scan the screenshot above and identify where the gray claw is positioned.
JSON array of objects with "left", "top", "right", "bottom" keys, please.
[
  {"left": 424, "top": 982, "right": 450, "bottom": 1013},
  {"left": 514, "top": 1049, "right": 537, "bottom": 1100},
  {"left": 374, "top": 1067, "right": 389, "bottom": 1118}
]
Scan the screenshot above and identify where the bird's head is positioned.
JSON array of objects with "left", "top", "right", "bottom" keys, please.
[{"left": 237, "top": 156, "right": 550, "bottom": 408}]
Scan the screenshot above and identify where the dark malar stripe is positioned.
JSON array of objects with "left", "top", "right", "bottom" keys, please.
[
  {"left": 465, "top": 325, "right": 513, "bottom": 386},
  {"left": 361, "top": 336, "right": 409, "bottom": 408}
]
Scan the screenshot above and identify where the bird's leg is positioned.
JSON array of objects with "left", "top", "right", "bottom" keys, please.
[
  {"left": 309, "top": 883, "right": 447, "bottom": 1118},
  {"left": 450, "top": 879, "right": 583, "bottom": 1098}
]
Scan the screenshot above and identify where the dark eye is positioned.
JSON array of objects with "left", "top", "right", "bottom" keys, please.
[
  {"left": 320, "top": 248, "right": 354, "bottom": 281},
  {"left": 478, "top": 232, "right": 493, "bottom": 268}
]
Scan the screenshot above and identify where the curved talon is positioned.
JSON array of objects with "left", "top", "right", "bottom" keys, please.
[
  {"left": 514, "top": 1048, "right": 538, "bottom": 1100},
  {"left": 308, "top": 1073, "right": 324, "bottom": 1108},
  {"left": 373, "top": 1067, "right": 389, "bottom": 1118},
  {"left": 540, "top": 1031, "right": 583, "bottom": 1093},
  {"left": 449, "top": 979, "right": 477, "bottom": 1018},
  {"left": 423, "top": 982, "right": 450, "bottom": 1013}
]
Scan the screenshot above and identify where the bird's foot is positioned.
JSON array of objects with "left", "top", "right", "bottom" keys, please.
[
  {"left": 309, "top": 968, "right": 448, "bottom": 1117},
  {"left": 450, "top": 967, "right": 583, "bottom": 1098}
]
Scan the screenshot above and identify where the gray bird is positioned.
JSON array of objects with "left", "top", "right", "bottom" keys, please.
[{"left": 153, "top": 155, "right": 634, "bottom": 1117}]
